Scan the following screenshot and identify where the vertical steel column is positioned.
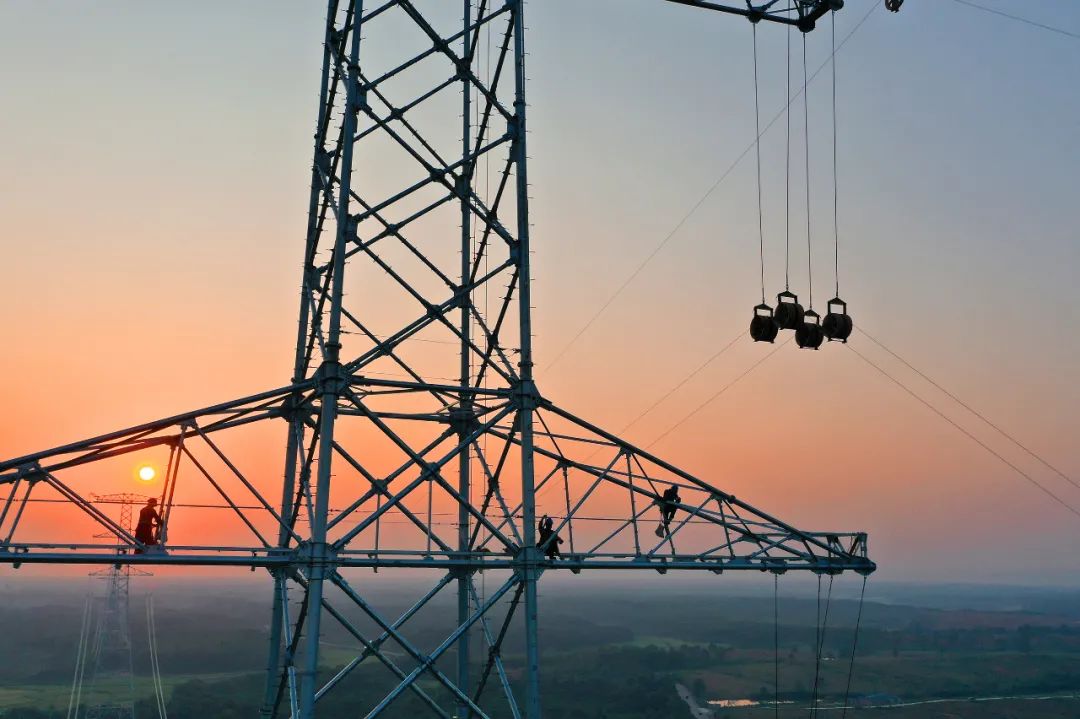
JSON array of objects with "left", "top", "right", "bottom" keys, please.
[
  {"left": 261, "top": 4, "right": 339, "bottom": 716},
  {"left": 457, "top": 0, "right": 474, "bottom": 716},
  {"left": 509, "top": 2, "right": 541, "bottom": 717},
  {"left": 297, "top": 3, "right": 363, "bottom": 717}
]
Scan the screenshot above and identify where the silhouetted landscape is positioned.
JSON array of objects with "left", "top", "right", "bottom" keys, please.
[{"left": 3, "top": 577, "right": 1079, "bottom": 718}]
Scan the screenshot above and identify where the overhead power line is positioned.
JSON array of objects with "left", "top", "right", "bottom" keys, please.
[
  {"left": 544, "top": 1, "right": 880, "bottom": 371},
  {"left": 949, "top": 0, "right": 1080, "bottom": 41},
  {"left": 649, "top": 336, "right": 792, "bottom": 448},
  {"left": 860, "top": 328, "right": 1080, "bottom": 493},
  {"left": 619, "top": 329, "right": 745, "bottom": 435},
  {"left": 847, "top": 342, "right": 1080, "bottom": 522}
]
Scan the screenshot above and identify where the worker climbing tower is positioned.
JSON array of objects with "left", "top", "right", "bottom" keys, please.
[{"left": 0, "top": 2, "right": 874, "bottom": 718}]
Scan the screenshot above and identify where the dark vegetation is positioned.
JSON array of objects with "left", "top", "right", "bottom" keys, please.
[{"left": 2, "top": 580, "right": 1080, "bottom": 718}]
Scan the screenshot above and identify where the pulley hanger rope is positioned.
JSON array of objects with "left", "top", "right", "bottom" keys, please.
[
  {"left": 820, "top": 10, "right": 853, "bottom": 344},
  {"left": 785, "top": 21, "right": 793, "bottom": 292},
  {"left": 753, "top": 21, "right": 767, "bottom": 305},
  {"left": 549, "top": 1, "right": 884, "bottom": 366},
  {"left": 803, "top": 31, "right": 814, "bottom": 313},
  {"left": 747, "top": 14, "right": 780, "bottom": 343},
  {"left": 840, "top": 574, "right": 869, "bottom": 719},
  {"left": 831, "top": 10, "right": 840, "bottom": 299}
]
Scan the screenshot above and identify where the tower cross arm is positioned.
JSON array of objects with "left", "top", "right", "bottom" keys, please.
[{"left": 662, "top": 0, "right": 841, "bottom": 30}]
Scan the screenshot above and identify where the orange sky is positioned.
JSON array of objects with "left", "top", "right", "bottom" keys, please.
[{"left": 2, "top": 1, "right": 1079, "bottom": 584}]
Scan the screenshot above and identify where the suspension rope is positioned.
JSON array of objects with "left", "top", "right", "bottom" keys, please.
[
  {"left": 810, "top": 574, "right": 834, "bottom": 717},
  {"left": 803, "top": 33, "right": 814, "bottom": 309},
  {"left": 753, "top": 22, "right": 766, "bottom": 303},
  {"left": 147, "top": 595, "right": 169, "bottom": 719},
  {"left": 813, "top": 575, "right": 821, "bottom": 703},
  {"left": 67, "top": 593, "right": 93, "bottom": 719},
  {"left": 785, "top": 24, "right": 792, "bottom": 291},
  {"left": 831, "top": 11, "right": 840, "bottom": 297},
  {"left": 773, "top": 573, "right": 780, "bottom": 719},
  {"left": 542, "top": 1, "right": 881, "bottom": 370},
  {"left": 841, "top": 575, "right": 868, "bottom": 719}
]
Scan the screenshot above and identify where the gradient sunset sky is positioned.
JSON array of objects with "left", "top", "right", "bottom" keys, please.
[{"left": 1, "top": 0, "right": 1078, "bottom": 584}]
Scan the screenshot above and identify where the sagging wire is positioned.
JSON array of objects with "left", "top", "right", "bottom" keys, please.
[
  {"left": 840, "top": 575, "right": 868, "bottom": 719},
  {"left": 810, "top": 573, "right": 834, "bottom": 717}
]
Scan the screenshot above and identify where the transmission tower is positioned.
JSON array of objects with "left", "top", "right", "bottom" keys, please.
[
  {"left": 1, "top": 2, "right": 873, "bottom": 718},
  {"left": 73, "top": 495, "right": 152, "bottom": 719}
]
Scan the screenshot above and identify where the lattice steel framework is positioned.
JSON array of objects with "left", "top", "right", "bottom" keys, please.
[
  {"left": 75, "top": 495, "right": 151, "bottom": 719},
  {"left": 0, "top": 2, "right": 871, "bottom": 718}
]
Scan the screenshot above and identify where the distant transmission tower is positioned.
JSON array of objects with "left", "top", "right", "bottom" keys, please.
[
  {"left": 1, "top": 3, "right": 871, "bottom": 718},
  {"left": 71, "top": 495, "right": 152, "bottom": 719}
]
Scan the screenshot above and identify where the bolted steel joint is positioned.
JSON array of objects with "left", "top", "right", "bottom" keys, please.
[
  {"left": 453, "top": 58, "right": 469, "bottom": 81},
  {"left": 448, "top": 406, "right": 480, "bottom": 434},
  {"left": 510, "top": 379, "right": 541, "bottom": 410},
  {"left": 303, "top": 264, "right": 321, "bottom": 291},
  {"left": 315, "top": 148, "right": 332, "bottom": 175},
  {"left": 352, "top": 87, "right": 369, "bottom": 115},
  {"left": 315, "top": 361, "right": 345, "bottom": 396},
  {"left": 14, "top": 463, "right": 43, "bottom": 483},
  {"left": 419, "top": 461, "right": 441, "bottom": 483},
  {"left": 453, "top": 174, "right": 469, "bottom": 199},
  {"left": 278, "top": 393, "right": 300, "bottom": 422},
  {"left": 422, "top": 300, "right": 441, "bottom": 319},
  {"left": 292, "top": 540, "right": 338, "bottom": 569}
]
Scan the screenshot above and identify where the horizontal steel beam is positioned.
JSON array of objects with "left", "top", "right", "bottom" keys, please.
[
  {"left": 662, "top": 0, "right": 839, "bottom": 31},
  {"left": 0, "top": 548, "right": 873, "bottom": 573}
]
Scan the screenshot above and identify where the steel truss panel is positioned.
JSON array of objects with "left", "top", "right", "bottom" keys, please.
[{"left": 0, "top": 1, "right": 867, "bottom": 718}]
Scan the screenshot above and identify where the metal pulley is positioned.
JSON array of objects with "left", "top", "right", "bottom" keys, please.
[
  {"left": 750, "top": 303, "right": 779, "bottom": 343},
  {"left": 774, "top": 291, "right": 805, "bottom": 330},
  {"left": 822, "top": 296, "right": 853, "bottom": 343},
  {"left": 796, "top": 309, "right": 824, "bottom": 349}
]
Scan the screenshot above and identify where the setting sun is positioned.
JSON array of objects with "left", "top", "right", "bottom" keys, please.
[{"left": 138, "top": 465, "right": 156, "bottom": 482}]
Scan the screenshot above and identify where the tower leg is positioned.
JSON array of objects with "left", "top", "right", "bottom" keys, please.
[
  {"left": 261, "top": 573, "right": 285, "bottom": 718},
  {"left": 297, "top": 1, "right": 361, "bottom": 715},
  {"left": 263, "top": 0, "right": 336, "bottom": 712},
  {"left": 509, "top": 1, "right": 540, "bottom": 716},
  {"left": 458, "top": 0, "right": 474, "bottom": 716}
]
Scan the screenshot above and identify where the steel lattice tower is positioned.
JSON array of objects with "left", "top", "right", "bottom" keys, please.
[
  {"left": 0, "top": 2, "right": 872, "bottom": 718},
  {"left": 78, "top": 495, "right": 151, "bottom": 719}
]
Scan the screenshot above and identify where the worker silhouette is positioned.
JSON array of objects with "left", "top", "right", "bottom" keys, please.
[
  {"left": 536, "top": 514, "right": 563, "bottom": 560},
  {"left": 655, "top": 485, "right": 681, "bottom": 538},
  {"left": 134, "top": 497, "right": 162, "bottom": 552}
]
